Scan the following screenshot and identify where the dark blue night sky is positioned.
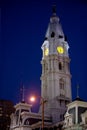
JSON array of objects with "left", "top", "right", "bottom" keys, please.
[{"left": 1, "top": 0, "right": 87, "bottom": 109}]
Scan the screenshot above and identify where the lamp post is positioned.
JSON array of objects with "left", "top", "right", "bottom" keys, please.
[
  {"left": 41, "top": 96, "right": 44, "bottom": 130},
  {"left": 30, "top": 96, "right": 45, "bottom": 130}
]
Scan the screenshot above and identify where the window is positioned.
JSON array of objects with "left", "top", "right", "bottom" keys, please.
[
  {"left": 26, "top": 120, "right": 29, "bottom": 125},
  {"left": 59, "top": 62, "right": 62, "bottom": 70},
  {"left": 51, "top": 32, "right": 55, "bottom": 37},
  {"left": 59, "top": 62, "right": 64, "bottom": 71},
  {"left": 59, "top": 35, "right": 63, "bottom": 38},
  {"left": 60, "top": 100, "right": 61, "bottom": 106},
  {"left": 59, "top": 78, "right": 65, "bottom": 97},
  {"left": 85, "top": 117, "right": 87, "bottom": 124},
  {"left": 59, "top": 78, "right": 64, "bottom": 90},
  {"left": 60, "top": 114, "right": 63, "bottom": 121}
]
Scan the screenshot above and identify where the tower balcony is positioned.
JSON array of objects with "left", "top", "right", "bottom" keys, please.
[{"left": 56, "top": 95, "right": 71, "bottom": 102}]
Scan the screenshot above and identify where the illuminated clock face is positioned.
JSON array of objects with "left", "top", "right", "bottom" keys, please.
[
  {"left": 44, "top": 48, "right": 49, "bottom": 56},
  {"left": 57, "top": 46, "right": 64, "bottom": 54}
]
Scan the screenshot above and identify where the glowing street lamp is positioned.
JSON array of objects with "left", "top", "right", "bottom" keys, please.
[
  {"left": 30, "top": 96, "right": 44, "bottom": 130},
  {"left": 30, "top": 96, "right": 36, "bottom": 102}
]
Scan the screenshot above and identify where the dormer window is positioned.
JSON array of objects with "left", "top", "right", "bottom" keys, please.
[
  {"left": 59, "top": 35, "right": 63, "bottom": 38},
  {"left": 44, "top": 37, "right": 48, "bottom": 40},
  {"left": 65, "top": 35, "right": 67, "bottom": 41},
  {"left": 51, "top": 32, "right": 55, "bottom": 37}
]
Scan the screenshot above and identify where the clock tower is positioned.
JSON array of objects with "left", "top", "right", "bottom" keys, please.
[{"left": 40, "top": 7, "right": 72, "bottom": 123}]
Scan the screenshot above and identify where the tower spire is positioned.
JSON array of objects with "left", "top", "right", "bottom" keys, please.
[{"left": 77, "top": 84, "right": 79, "bottom": 98}]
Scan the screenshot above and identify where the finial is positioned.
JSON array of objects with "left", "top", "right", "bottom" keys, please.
[
  {"left": 20, "top": 85, "right": 25, "bottom": 102},
  {"left": 22, "top": 85, "right": 25, "bottom": 102},
  {"left": 52, "top": 5, "right": 56, "bottom": 16},
  {"left": 77, "top": 84, "right": 79, "bottom": 98}
]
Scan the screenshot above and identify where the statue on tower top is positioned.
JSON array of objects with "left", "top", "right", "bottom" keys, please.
[{"left": 52, "top": 5, "right": 56, "bottom": 16}]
